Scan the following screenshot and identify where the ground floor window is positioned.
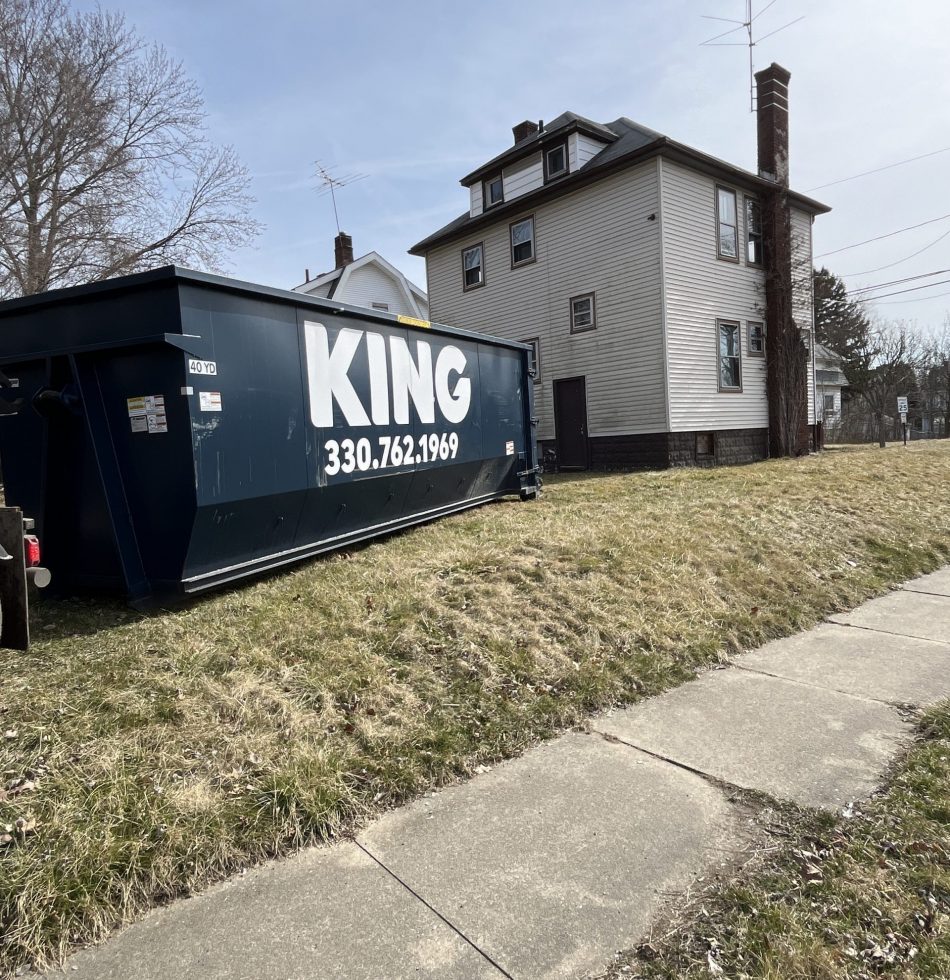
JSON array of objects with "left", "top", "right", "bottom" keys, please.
[{"left": 717, "top": 320, "right": 742, "bottom": 391}]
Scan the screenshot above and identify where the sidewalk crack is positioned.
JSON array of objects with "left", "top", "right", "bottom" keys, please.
[{"left": 354, "top": 841, "right": 513, "bottom": 979}]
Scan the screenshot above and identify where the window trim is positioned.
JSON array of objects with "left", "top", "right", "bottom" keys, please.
[
  {"left": 543, "top": 140, "right": 569, "bottom": 183},
  {"left": 371, "top": 302, "right": 390, "bottom": 312},
  {"left": 715, "top": 185, "right": 740, "bottom": 263},
  {"left": 509, "top": 214, "right": 536, "bottom": 269},
  {"left": 716, "top": 319, "right": 743, "bottom": 392},
  {"left": 461, "top": 241, "right": 485, "bottom": 292},
  {"left": 569, "top": 292, "right": 596, "bottom": 334},
  {"left": 744, "top": 195, "right": 764, "bottom": 267},
  {"left": 521, "top": 337, "right": 541, "bottom": 381},
  {"left": 747, "top": 320, "right": 765, "bottom": 357},
  {"left": 823, "top": 393, "right": 836, "bottom": 413},
  {"left": 483, "top": 174, "right": 504, "bottom": 210}
]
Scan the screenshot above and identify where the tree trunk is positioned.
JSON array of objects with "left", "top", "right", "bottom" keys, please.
[{"left": 877, "top": 412, "right": 886, "bottom": 448}]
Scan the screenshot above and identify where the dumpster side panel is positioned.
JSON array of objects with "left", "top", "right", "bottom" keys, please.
[{"left": 180, "top": 294, "right": 535, "bottom": 592}]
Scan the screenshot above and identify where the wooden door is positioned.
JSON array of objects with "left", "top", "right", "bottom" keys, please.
[{"left": 553, "top": 376, "right": 589, "bottom": 470}]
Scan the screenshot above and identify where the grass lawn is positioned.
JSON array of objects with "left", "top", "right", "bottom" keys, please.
[
  {"left": 2, "top": 442, "right": 950, "bottom": 974},
  {"left": 603, "top": 701, "right": 950, "bottom": 979}
]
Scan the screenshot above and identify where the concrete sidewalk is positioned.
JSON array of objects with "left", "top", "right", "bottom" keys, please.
[{"left": 48, "top": 569, "right": 950, "bottom": 980}]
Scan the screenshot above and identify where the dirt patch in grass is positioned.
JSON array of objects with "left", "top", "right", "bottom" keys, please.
[
  {"left": 599, "top": 700, "right": 950, "bottom": 979},
  {"left": 2, "top": 443, "right": 950, "bottom": 975}
]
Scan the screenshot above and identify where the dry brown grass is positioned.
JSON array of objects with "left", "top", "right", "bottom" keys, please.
[
  {"left": 601, "top": 702, "right": 950, "bottom": 979},
  {"left": 2, "top": 442, "right": 950, "bottom": 975}
]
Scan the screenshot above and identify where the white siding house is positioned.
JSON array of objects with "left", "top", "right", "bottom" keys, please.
[
  {"left": 412, "top": 73, "right": 828, "bottom": 469},
  {"left": 295, "top": 235, "right": 428, "bottom": 319}
]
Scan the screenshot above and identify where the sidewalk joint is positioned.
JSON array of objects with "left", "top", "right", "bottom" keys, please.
[
  {"left": 828, "top": 619, "right": 950, "bottom": 647},
  {"left": 730, "top": 662, "right": 909, "bottom": 710},
  {"left": 353, "top": 841, "right": 514, "bottom": 979},
  {"left": 899, "top": 586, "right": 950, "bottom": 600},
  {"left": 593, "top": 728, "right": 750, "bottom": 798}
]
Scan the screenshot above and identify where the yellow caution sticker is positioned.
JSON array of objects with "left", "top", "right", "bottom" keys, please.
[{"left": 396, "top": 314, "right": 431, "bottom": 329}]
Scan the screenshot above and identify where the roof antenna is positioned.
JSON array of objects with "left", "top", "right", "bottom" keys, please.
[
  {"left": 313, "top": 161, "right": 368, "bottom": 234},
  {"left": 699, "top": 1, "right": 805, "bottom": 111}
]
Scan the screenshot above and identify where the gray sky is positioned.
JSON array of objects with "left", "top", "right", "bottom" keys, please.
[{"left": 85, "top": 0, "right": 950, "bottom": 330}]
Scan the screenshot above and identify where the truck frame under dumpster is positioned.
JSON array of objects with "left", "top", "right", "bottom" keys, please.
[{"left": 0, "top": 267, "right": 538, "bottom": 606}]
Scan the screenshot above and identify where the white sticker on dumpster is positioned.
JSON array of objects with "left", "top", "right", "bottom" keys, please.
[
  {"left": 189, "top": 359, "right": 217, "bottom": 376},
  {"left": 506, "top": 440, "right": 515, "bottom": 456},
  {"left": 128, "top": 395, "right": 166, "bottom": 433},
  {"left": 199, "top": 391, "right": 223, "bottom": 412}
]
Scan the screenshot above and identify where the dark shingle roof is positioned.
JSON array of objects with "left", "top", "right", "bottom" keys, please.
[{"left": 410, "top": 113, "right": 829, "bottom": 255}]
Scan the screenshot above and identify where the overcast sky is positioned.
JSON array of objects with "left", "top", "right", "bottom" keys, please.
[{"left": 81, "top": 0, "right": 950, "bottom": 331}]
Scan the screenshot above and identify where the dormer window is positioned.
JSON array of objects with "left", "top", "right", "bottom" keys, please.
[
  {"left": 544, "top": 141, "right": 568, "bottom": 182},
  {"left": 484, "top": 174, "right": 504, "bottom": 209}
]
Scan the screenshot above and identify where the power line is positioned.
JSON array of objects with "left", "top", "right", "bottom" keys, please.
[
  {"left": 876, "top": 288, "right": 950, "bottom": 306},
  {"left": 842, "top": 227, "right": 950, "bottom": 277},
  {"left": 847, "top": 269, "right": 950, "bottom": 295},
  {"left": 807, "top": 146, "right": 950, "bottom": 193},
  {"left": 815, "top": 213, "right": 950, "bottom": 258},
  {"left": 852, "top": 277, "right": 950, "bottom": 302}
]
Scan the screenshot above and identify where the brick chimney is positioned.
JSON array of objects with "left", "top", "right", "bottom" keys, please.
[
  {"left": 756, "top": 62, "right": 808, "bottom": 458},
  {"left": 512, "top": 120, "right": 539, "bottom": 145},
  {"left": 334, "top": 232, "right": 354, "bottom": 269},
  {"left": 755, "top": 62, "right": 791, "bottom": 184}
]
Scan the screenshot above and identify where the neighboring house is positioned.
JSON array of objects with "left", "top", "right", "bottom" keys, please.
[
  {"left": 814, "top": 342, "right": 848, "bottom": 428},
  {"left": 295, "top": 233, "right": 429, "bottom": 319},
  {"left": 411, "top": 65, "right": 829, "bottom": 469}
]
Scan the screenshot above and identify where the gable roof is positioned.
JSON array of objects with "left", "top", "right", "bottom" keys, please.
[
  {"left": 410, "top": 114, "right": 830, "bottom": 256},
  {"left": 294, "top": 251, "right": 427, "bottom": 315}
]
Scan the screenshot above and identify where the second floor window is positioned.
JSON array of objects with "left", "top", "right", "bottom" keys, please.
[
  {"left": 717, "top": 186, "right": 738, "bottom": 260},
  {"left": 484, "top": 174, "right": 504, "bottom": 208},
  {"left": 462, "top": 243, "right": 484, "bottom": 289},
  {"left": 746, "top": 198, "right": 764, "bottom": 265},
  {"left": 570, "top": 293, "right": 596, "bottom": 332},
  {"left": 718, "top": 320, "right": 741, "bottom": 390},
  {"left": 510, "top": 217, "right": 535, "bottom": 266}
]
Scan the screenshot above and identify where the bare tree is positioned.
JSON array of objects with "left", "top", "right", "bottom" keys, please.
[
  {"left": 851, "top": 321, "right": 924, "bottom": 448},
  {"left": 0, "top": 0, "right": 260, "bottom": 298}
]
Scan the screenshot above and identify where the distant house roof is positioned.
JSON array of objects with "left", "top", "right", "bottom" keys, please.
[
  {"left": 293, "top": 250, "right": 427, "bottom": 312},
  {"left": 410, "top": 113, "right": 830, "bottom": 256},
  {"left": 815, "top": 343, "right": 848, "bottom": 386}
]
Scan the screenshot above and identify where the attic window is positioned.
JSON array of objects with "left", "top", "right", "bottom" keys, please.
[
  {"left": 484, "top": 174, "right": 504, "bottom": 209},
  {"left": 544, "top": 142, "right": 568, "bottom": 182},
  {"left": 371, "top": 302, "right": 389, "bottom": 311}
]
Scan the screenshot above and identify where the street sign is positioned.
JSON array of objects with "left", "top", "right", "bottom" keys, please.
[
  {"left": 901, "top": 412, "right": 908, "bottom": 423},
  {"left": 897, "top": 396, "right": 909, "bottom": 414}
]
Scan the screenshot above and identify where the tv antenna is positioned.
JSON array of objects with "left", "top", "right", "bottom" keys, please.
[
  {"left": 313, "top": 161, "right": 368, "bottom": 234},
  {"left": 699, "top": 1, "right": 805, "bottom": 111}
]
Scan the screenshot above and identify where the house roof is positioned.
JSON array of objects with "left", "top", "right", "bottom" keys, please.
[
  {"left": 410, "top": 114, "right": 830, "bottom": 256},
  {"left": 815, "top": 342, "right": 843, "bottom": 363},
  {"left": 460, "top": 112, "right": 623, "bottom": 186},
  {"left": 293, "top": 251, "right": 428, "bottom": 314}
]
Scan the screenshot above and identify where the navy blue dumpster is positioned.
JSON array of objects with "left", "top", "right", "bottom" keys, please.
[{"left": 0, "top": 267, "right": 538, "bottom": 602}]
